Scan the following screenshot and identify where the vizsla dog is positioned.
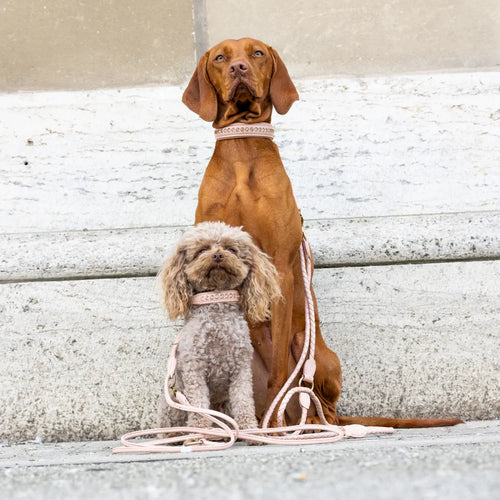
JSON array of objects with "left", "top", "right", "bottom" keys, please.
[{"left": 182, "top": 37, "right": 462, "bottom": 428}]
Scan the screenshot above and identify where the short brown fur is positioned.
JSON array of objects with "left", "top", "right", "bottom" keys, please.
[{"left": 182, "top": 37, "right": 463, "bottom": 428}]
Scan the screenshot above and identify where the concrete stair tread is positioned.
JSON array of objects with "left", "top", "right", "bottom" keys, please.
[{"left": 1, "top": 421, "right": 499, "bottom": 500}]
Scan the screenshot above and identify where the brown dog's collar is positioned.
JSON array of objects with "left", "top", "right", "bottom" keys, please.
[
  {"left": 190, "top": 290, "right": 241, "bottom": 306},
  {"left": 214, "top": 123, "right": 274, "bottom": 141}
]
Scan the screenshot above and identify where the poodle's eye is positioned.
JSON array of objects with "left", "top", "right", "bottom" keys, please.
[
  {"left": 227, "top": 248, "right": 237, "bottom": 254},
  {"left": 198, "top": 248, "right": 209, "bottom": 255}
]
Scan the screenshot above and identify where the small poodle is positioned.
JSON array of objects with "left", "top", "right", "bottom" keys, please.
[{"left": 157, "top": 221, "right": 281, "bottom": 430}]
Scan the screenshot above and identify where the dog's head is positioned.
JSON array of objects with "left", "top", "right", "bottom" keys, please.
[
  {"left": 159, "top": 222, "right": 281, "bottom": 324},
  {"left": 182, "top": 38, "right": 298, "bottom": 127}
]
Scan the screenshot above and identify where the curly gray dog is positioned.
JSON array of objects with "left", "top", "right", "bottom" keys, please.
[{"left": 157, "top": 221, "right": 281, "bottom": 430}]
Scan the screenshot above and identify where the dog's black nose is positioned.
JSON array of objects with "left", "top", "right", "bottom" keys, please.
[{"left": 213, "top": 252, "right": 223, "bottom": 263}]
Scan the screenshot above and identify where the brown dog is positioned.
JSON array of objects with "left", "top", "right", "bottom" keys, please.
[{"left": 182, "top": 37, "right": 462, "bottom": 428}]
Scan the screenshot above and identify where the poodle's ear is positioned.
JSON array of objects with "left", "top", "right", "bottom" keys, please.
[
  {"left": 182, "top": 54, "right": 218, "bottom": 122},
  {"left": 269, "top": 48, "right": 299, "bottom": 115},
  {"left": 158, "top": 249, "right": 191, "bottom": 320},
  {"left": 240, "top": 246, "right": 282, "bottom": 325}
]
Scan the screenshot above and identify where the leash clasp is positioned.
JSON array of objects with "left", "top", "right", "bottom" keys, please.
[
  {"left": 298, "top": 375, "right": 314, "bottom": 392},
  {"left": 169, "top": 375, "right": 178, "bottom": 396},
  {"left": 183, "top": 439, "right": 204, "bottom": 447}
]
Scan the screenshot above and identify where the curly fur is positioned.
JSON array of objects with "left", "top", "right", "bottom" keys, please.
[{"left": 158, "top": 222, "right": 281, "bottom": 429}]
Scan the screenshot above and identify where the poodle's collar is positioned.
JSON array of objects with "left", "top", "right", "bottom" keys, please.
[
  {"left": 190, "top": 290, "right": 240, "bottom": 306},
  {"left": 214, "top": 122, "right": 274, "bottom": 141}
]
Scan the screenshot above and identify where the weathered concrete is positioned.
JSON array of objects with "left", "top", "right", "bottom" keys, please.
[
  {"left": 1, "top": 261, "right": 498, "bottom": 442},
  {"left": 2, "top": 212, "right": 499, "bottom": 282},
  {"left": 1, "top": 73, "right": 499, "bottom": 233},
  {"left": 1, "top": 73, "right": 498, "bottom": 442},
  {"left": 0, "top": 421, "right": 499, "bottom": 500}
]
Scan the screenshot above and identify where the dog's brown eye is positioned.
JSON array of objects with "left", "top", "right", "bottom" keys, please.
[
  {"left": 253, "top": 50, "right": 264, "bottom": 57},
  {"left": 214, "top": 54, "right": 225, "bottom": 62}
]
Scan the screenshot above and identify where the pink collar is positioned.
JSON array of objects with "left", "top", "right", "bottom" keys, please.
[
  {"left": 214, "top": 122, "right": 274, "bottom": 141},
  {"left": 190, "top": 290, "right": 240, "bottom": 306}
]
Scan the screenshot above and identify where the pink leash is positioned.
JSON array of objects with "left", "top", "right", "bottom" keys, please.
[{"left": 113, "top": 238, "right": 392, "bottom": 454}]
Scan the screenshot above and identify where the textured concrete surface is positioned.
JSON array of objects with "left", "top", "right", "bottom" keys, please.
[
  {"left": 1, "top": 260, "right": 499, "bottom": 442},
  {"left": 2, "top": 212, "right": 500, "bottom": 282},
  {"left": 1, "top": 73, "right": 498, "bottom": 442},
  {"left": 2, "top": 74, "right": 499, "bottom": 233},
  {"left": 1, "top": 421, "right": 499, "bottom": 500}
]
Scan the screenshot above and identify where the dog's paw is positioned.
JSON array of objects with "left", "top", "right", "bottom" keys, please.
[
  {"left": 244, "top": 438, "right": 263, "bottom": 446},
  {"left": 259, "top": 415, "right": 287, "bottom": 429},
  {"left": 237, "top": 415, "right": 259, "bottom": 430},
  {"left": 305, "top": 411, "right": 339, "bottom": 426}
]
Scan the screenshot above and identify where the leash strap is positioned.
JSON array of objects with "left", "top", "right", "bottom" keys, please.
[
  {"left": 113, "top": 237, "right": 393, "bottom": 454},
  {"left": 261, "top": 238, "right": 316, "bottom": 428}
]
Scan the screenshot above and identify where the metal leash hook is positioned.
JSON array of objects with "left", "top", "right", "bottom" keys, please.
[{"left": 112, "top": 236, "right": 393, "bottom": 454}]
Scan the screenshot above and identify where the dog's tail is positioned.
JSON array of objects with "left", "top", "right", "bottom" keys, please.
[{"left": 337, "top": 416, "right": 464, "bottom": 429}]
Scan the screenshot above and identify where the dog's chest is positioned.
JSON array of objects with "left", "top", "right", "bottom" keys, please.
[{"left": 178, "top": 304, "right": 253, "bottom": 384}]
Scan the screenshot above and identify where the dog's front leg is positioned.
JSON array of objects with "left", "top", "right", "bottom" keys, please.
[
  {"left": 179, "top": 363, "right": 212, "bottom": 428},
  {"left": 229, "top": 360, "right": 259, "bottom": 430},
  {"left": 264, "top": 265, "right": 295, "bottom": 426}
]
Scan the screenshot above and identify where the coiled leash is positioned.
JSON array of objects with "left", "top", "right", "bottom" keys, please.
[{"left": 113, "top": 237, "right": 392, "bottom": 454}]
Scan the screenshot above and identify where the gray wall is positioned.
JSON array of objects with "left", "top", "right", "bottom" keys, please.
[{"left": 1, "top": 0, "right": 499, "bottom": 91}]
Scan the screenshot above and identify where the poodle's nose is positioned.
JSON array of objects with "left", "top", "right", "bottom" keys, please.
[{"left": 213, "top": 252, "right": 224, "bottom": 263}]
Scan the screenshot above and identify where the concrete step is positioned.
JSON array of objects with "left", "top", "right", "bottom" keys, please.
[
  {"left": 1, "top": 421, "right": 499, "bottom": 500},
  {"left": 2, "top": 259, "right": 499, "bottom": 442},
  {"left": 2, "top": 212, "right": 499, "bottom": 282},
  {"left": 2, "top": 72, "right": 499, "bottom": 234},
  {"left": 1, "top": 72, "right": 499, "bottom": 443}
]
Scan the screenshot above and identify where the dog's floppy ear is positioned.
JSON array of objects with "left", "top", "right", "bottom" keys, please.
[
  {"left": 269, "top": 48, "right": 299, "bottom": 115},
  {"left": 240, "top": 245, "right": 282, "bottom": 325},
  {"left": 158, "top": 249, "right": 191, "bottom": 320},
  {"left": 182, "top": 54, "right": 218, "bottom": 122}
]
